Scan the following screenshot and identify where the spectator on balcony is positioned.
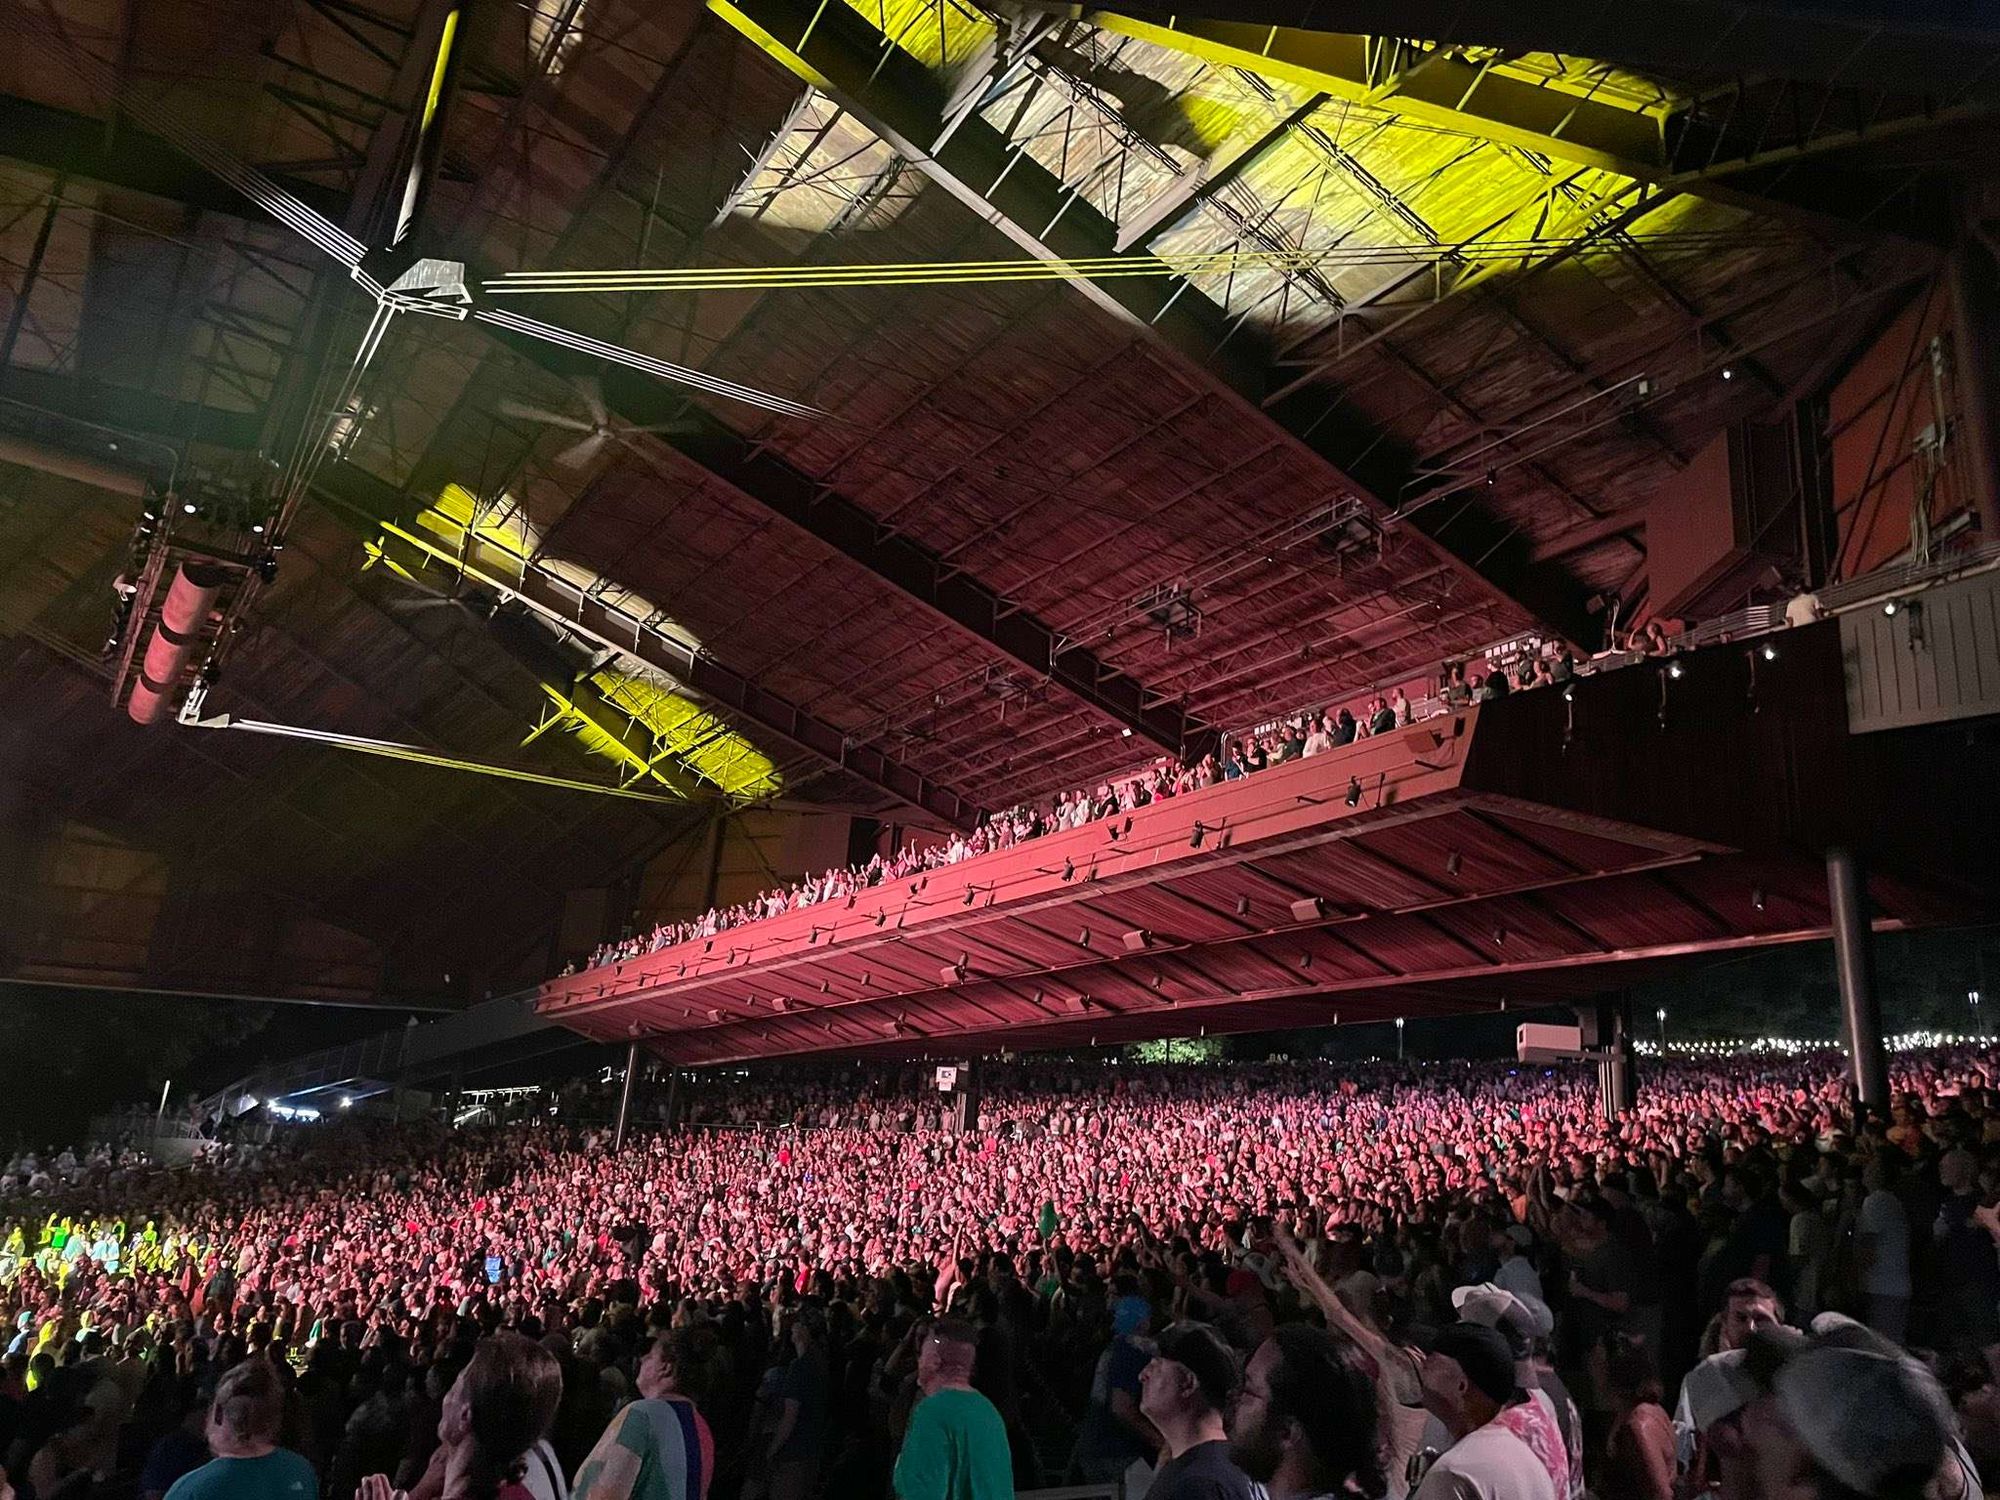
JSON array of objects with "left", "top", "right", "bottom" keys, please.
[
  {"left": 1370, "top": 698, "right": 1396, "bottom": 736},
  {"left": 1331, "top": 709, "right": 1357, "bottom": 748},
  {"left": 1392, "top": 688, "right": 1413, "bottom": 726},
  {"left": 1442, "top": 663, "right": 1471, "bottom": 708},
  {"left": 1302, "top": 717, "right": 1333, "bottom": 758}
]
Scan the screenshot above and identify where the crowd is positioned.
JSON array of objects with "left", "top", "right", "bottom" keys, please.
[
  {"left": 1, "top": 1042, "right": 1997, "bottom": 1500},
  {"left": 579, "top": 643, "right": 1592, "bottom": 972}
]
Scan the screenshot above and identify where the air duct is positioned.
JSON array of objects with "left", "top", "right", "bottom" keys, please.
[{"left": 0, "top": 434, "right": 149, "bottom": 498}]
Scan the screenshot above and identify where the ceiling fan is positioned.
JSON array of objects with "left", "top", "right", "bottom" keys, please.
[
  {"left": 32, "top": 4, "right": 820, "bottom": 541},
  {"left": 498, "top": 377, "right": 700, "bottom": 470}
]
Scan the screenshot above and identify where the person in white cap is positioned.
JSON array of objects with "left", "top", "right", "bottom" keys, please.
[{"left": 1446, "top": 1285, "right": 1574, "bottom": 1500}]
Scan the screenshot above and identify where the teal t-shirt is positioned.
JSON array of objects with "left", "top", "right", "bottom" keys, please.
[
  {"left": 164, "top": 1450, "right": 317, "bottom": 1500},
  {"left": 893, "top": 1387, "right": 1013, "bottom": 1500}
]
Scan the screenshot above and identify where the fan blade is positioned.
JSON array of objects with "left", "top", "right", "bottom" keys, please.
[
  {"left": 495, "top": 398, "right": 596, "bottom": 432},
  {"left": 554, "top": 431, "right": 609, "bottom": 469},
  {"left": 624, "top": 420, "right": 702, "bottom": 436},
  {"left": 574, "top": 376, "right": 609, "bottom": 429},
  {"left": 474, "top": 308, "right": 822, "bottom": 420}
]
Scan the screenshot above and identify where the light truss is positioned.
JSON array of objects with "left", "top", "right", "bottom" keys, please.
[{"left": 486, "top": 225, "right": 1796, "bottom": 295}]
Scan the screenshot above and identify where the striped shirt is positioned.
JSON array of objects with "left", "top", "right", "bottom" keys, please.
[{"left": 573, "top": 1397, "right": 714, "bottom": 1500}]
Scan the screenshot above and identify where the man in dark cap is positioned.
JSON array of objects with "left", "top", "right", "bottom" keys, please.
[
  {"left": 1138, "top": 1323, "right": 1254, "bottom": 1500},
  {"left": 1414, "top": 1323, "right": 1554, "bottom": 1499}
]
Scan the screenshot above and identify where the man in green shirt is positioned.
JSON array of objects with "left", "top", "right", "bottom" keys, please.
[
  {"left": 165, "top": 1359, "right": 316, "bottom": 1500},
  {"left": 894, "top": 1319, "right": 1013, "bottom": 1500}
]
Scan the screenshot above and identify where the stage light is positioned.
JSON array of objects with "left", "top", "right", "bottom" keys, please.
[
  {"left": 1562, "top": 685, "right": 1574, "bottom": 702},
  {"left": 1753, "top": 888, "right": 1766, "bottom": 912},
  {"left": 1120, "top": 727, "right": 1132, "bottom": 737},
  {"left": 1760, "top": 643, "right": 1777, "bottom": 661},
  {"left": 1445, "top": 849, "right": 1461, "bottom": 876},
  {"left": 1189, "top": 821, "right": 1205, "bottom": 849},
  {"left": 1345, "top": 778, "right": 1362, "bottom": 807},
  {"left": 252, "top": 523, "right": 265, "bottom": 534},
  {"left": 1883, "top": 600, "right": 1898, "bottom": 616},
  {"left": 339, "top": 1096, "right": 352, "bottom": 1109},
  {"left": 182, "top": 502, "right": 197, "bottom": 514},
  {"left": 1667, "top": 661, "right": 1684, "bottom": 679}
]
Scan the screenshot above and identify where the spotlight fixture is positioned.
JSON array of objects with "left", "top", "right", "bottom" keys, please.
[
  {"left": 962, "top": 887, "right": 975, "bottom": 907},
  {"left": 1445, "top": 849, "right": 1462, "bottom": 877},
  {"left": 1189, "top": 821, "right": 1205, "bottom": 849},
  {"left": 182, "top": 501, "right": 197, "bottom": 515},
  {"left": 1562, "top": 685, "right": 1575, "bottom": 702},
  {"left": 1883, "top": 600, "right": 1898, "bottom": 616},
  {"left": 251, "top": 523, "right": 266, "bottom": 534},
  {"left": 1721, "top": 365, "right": 1735, "bottom": 381},
  {"left": 1761, "top": 643, "right": 1777, "bottom": 661},
  {"left": 1753, "top": 888, "right": 1766, "bottom": 912},
  {"left": 1344, "top": 778, "right": 1362, "bottom": 807},
  {"left": 1236, "top": 895, "right": 1251, "bottom": 917},
  {"left": 1667, "top": 661, "right": 1684, "bottom": 680},
  {"left": 1120, "top": 727, "right": 1132, "bottom": 738},
  {"left": 1485, "top": 468, "right": 1497, "bottom": 487}
]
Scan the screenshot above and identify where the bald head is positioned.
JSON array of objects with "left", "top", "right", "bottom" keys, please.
[{"left": 918, "top": 1318, "right": 979, "bottom": 1394}]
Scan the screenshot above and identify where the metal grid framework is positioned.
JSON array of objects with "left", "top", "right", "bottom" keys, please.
[{"left": 0, "top": 0, "right": 1988, "bottom": 991}]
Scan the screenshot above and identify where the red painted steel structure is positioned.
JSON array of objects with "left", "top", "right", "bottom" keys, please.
[{"left": 537, "top": 622, "right": 1992, "bottom": 1063}]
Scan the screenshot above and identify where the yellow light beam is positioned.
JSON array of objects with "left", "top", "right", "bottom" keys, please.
[
  {"left": 198, "top": 715, "right": 694, "bottom": 804},
  {"left": 482, "top": 230, "right": 1797, "bottom": 294}
]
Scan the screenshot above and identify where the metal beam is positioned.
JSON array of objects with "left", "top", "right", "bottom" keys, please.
[
  {"left": 0, "top": 366, "right": 266, "bottom": 448},
  {"left": 1093, "top": 18, "right": 1671, "bottom": 177},
  {"left": 480, "top": 331, "right": 1219, "bottom": 765},
  {"left": 1087, "top": 14, "right": 1976, "bottom": 244},
  {"left": 0, "top": 93, "right": 350, "bottom": 224},
  {"left": 706, "top": 0, "right": 1563, "bottom": 640},
  {"left": 1114, "top": 92, "right": 1325, "bottom": 251},
  {"left": 311, "top": 459, "right": 983, "bottom": 830},
  {"left": 1526, "top": 508, "right": 1645, "bottom": 563}
]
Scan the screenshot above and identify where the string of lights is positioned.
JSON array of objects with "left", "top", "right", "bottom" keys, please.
[{"left": 1630, "top": 1031, "right": 1997, "bottom": 1057}]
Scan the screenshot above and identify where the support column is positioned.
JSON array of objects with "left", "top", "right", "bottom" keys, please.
[
  {"left": 663, "top": 1069, "right": 680, "bottom": 1129},
  {"left": 1596, "top": 996, "right": 1636, "bottom": 1121},
  {"left": 1949, "top": 233, "right": 2000, "bottom": 546},
  {"left": 1827, "top": 847, "right": 1890, "bottom": 1114},
  {"left": 614, "top": 1040, "right": 639, "bottom": 1152}
]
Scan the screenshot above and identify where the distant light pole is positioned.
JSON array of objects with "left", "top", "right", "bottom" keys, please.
[
  {"left": 1395, "top": 1016, "right": 1406, "bottom": 1061},
  {"left": 1972, "top": 989, "right": 1983, "bottom": 1033},
  {"left": 1657, "top": 1007, "right": 1668, "bottom": 1053}
]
